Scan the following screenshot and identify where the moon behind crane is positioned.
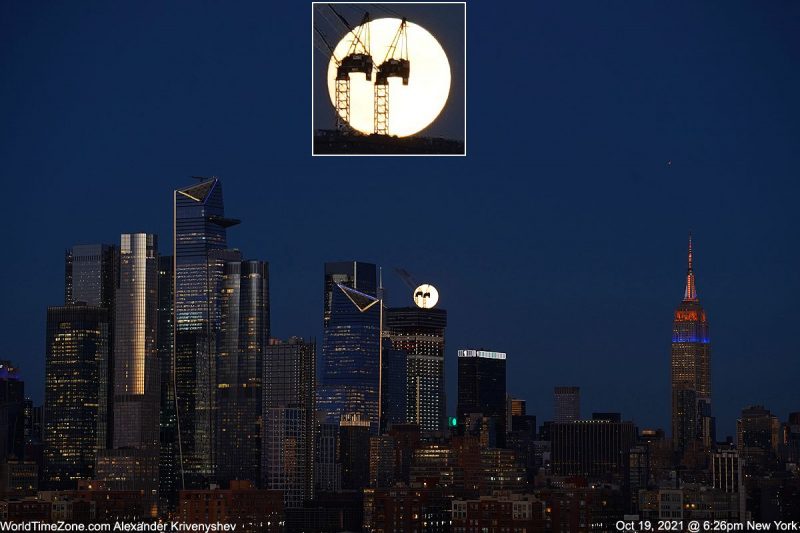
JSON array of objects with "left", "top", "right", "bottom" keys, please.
[{"left": 326, "top": 17, "right": 451, "bottom": 137}]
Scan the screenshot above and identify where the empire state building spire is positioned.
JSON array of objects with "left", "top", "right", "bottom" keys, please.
[{"left": 684, "top": 233, "right": 698, "bottom": 302}]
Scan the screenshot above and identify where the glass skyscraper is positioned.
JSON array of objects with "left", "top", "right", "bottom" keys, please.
[
  {"left": 385, "top": 306, "right": 447, "bottom": 432},
  {"left": 262, "top": 338, "right": 315, "bottom": 508},
  {"left": 318, "top": 261, "right": 380, "bottom": 433},
  {"left": 111, "top": 233, "right": 159, "bottom": 450},
  {"left": 94, "top": 234, "right": 161, "bottom": 495},
  {"left": 64, "top": 243, "right": 118, "bottom": 449},
  {"left": 671, "top": 235, "right": 712, "bottom": 453},
  {"left": 216, "top": 260, "right": 270, "bottom": 485},
  {"left": 157, "top": 255, "right": 178, "bottom": 509},
  {"left": 0, "top": 361, "right": 25, "bottom": 464},
  {"left": 44, "top": 304, "right": 109, "bottom": 489},
  {"left": 64, "top": 244, "right": 118, "bottom": 308},
  {"left": 173, "top": 177, "right": 239, "bottom": 486},
  {"left": 457, "top": 349, "right": 507, "bottom": 447}
]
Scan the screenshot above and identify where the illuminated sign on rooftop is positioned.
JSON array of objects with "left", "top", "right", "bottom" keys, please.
[{"left": 457, "top": 349, "right": 506, "bottom": 360}]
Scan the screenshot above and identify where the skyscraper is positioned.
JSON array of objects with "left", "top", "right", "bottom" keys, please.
[
  {"left": 173, "top": 177, "right": 239, "bottom": 486},
  {"left": 262, "top": 338, "right": 315, "bottom": 508},
  {"left": 44, "top": 304, "right": 109, "bottom": 489},
  {"left": 318, "top": 261, "right": 381, "bottom": 432},
  {"left": 217, "top": 260, "right": 270, "bottom": 485},
  {"left": 457, "top": 349, "right": 507, "bottom": 447},
  {"left": 65, "top": 244, "right": 119, "bottom": 308},
  {"left": 385, "top": 305, "right": 447, "bottom": 432},
  {"left": 157, "top": 255, "right": 178, "bottom": 509},
  {"left": 96, "top": 233, "right": 160, "bottom": 493},
  {"left": 64, "top": 244, "right": 118, "bottom": 449},
  {"left": 554, "top": 386, "right": 580, "bottom": 423},
  {"left": 0, "top": 361, "right": 25, "bottom": 464},
  {"left": 671, "top": 235, "right": 711, "bottom": 453},
  {"left": 380, "top": 338, "right": 407, "bottom": 431},
  {"left": 550, "top": 414, "right": 637, "bottom": 479}
]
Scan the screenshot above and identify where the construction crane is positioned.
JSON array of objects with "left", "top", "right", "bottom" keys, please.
[
  {"left": 331, "top": 9, "right": 373, "bottom": 132},
  {"left": 374, "top": 18, "right": 409, "bottom": 135}
]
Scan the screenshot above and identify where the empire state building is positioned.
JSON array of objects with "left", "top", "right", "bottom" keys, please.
[{"left": 671, "top": 235, "right": 713, "bottom": 453}]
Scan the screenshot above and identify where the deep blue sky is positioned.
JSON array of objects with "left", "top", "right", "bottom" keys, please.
[{"left": 2, "top": 1, "right": 798, "bottom": 439}]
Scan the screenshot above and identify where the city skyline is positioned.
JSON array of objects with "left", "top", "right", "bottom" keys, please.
[
  {"left": 4, "top": 188, "right": 796, "bottom": 441},
  {"left": 3, "top": 1, "right": 799, "bottom": 442}
]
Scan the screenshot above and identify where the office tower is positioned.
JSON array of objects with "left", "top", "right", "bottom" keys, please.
[
  {"left": 627, "top": 445, "right": 650, "bottom": 513},
  {"left": 65, "top": 244, "right": 119, "bottom": 308},
  {"left": 457, "top": 349, "right": 507, "bottom": 447},
  {"left": 314, "top": 419, "right": 342, "bottom": 493},
  {"left": 550, "top": 414, "right": 637, "bottom": 479},
  {"left": 711, "top": 449, "right": 746, "bottom": 519},
  {"left": 671, "top": 235, "right": 712, "bottom": 453},
  {"left": 44, "top": 304, "right": 109, "bottom": 489},
  {"left": 380, "top": 339, "right": 407, "bottom": 432},
  {"left": 339, "top": 414, "right": 371, "bottom": 490},
  {"left": 216, "top": 260, "right": 270, "bottom": 486},
  {"left": 318, "top": 262, "right": 380, "bottom": 432},
  {"left": 507, "top": 414, "right": 537, "bottom": 480},
  {"left": 111, "top": 233, "right": 159, "bottom": 449},
  {"left": 737, "top": 405, "right": 780, "bottom": 474},
  {"left": 96, "top": 233, "right": 160, "bottom": 493},
  {"left": 385, "top": 305, "right": 447, "bottom": 432},
  {"left": 1, "top": 361, "right": 25, "bottom": 463},
  {"left": 554, "top": 386, "right": 580, "bottom": 423},
  {"left": 173, "top": 177, "right": 239, "bottom": 486},
  {"left": 510, "top": 398, "right": 526, "bottom": 417},
  {"left": 65, "top": 244, "right": 119, "bottom": 449},
  {"left": 262, "top": 338, "right": 315, "bottom": 508},
  {"left": 157, "top": 255, "right": 178, "bottom": 508},
  {"left": 368, "top": 436, "right": 396, "bottom": 488}
]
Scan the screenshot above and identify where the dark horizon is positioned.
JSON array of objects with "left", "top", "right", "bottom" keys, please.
[{"left": 2, "top": 0, "right": 799, "bottom": 441}]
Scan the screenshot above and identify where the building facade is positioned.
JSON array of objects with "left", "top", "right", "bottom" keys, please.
[
  {"left": 457, "top": 349, "right": 507, "bottom": 447},
  {"left": 385, "top": 306, "right": 447, "bottom": 432},
  {"left": 554, "top": 386, "right": 580, "bottom": 423},
  {"left": 96, "top": 233, "right": 160, "bottom": 493},
  {"left": 44, "top": 304, "right": 109, "bottom": 489},
  {"left": 671, "top": 235, "right": 712, "bottom": 453},
  {"left": 217, "top": 260, "right": 270, "bottom": 486},
  {"left": 262, "top": 338, "right": 315, "bottom": 508},
  {"left": 173, "top": 177, "right": 239, "bottom": 487},
  {"left": 64, "top": 244, "right": 118, "bottom": 450},
  {"left": 318, "top": 262, "right": 380, "bottom": 432}
]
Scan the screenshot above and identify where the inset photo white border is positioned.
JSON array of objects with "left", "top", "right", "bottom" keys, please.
[{"left": 311, "top": 2, "right": 466, "bottom": 156}]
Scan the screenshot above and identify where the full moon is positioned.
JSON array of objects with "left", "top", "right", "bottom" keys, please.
[
  {"left": 327, "top": 17, "right": 451, "bottom": 137},
  {"left": 413, "top": 284, "right": 439, "bottom": 309}
]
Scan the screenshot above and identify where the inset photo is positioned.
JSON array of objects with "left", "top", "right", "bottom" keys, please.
[{"left": 312, "top": 2, "right": 466, "bottom": 155}]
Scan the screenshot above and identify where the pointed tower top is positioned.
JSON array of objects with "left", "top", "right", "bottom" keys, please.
[{"left": 684, "top": 233, "right": 698, "bottom": 301}]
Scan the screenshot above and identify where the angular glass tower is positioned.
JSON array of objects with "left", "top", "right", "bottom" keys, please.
[
  {"left": 216, "top": 260, "right": 270, "bottom": 485},
  {"left": 173, "top": 177, "right": 239, "bottom": 486},
  {"left": 671, "top": 235, "right": 712, "bottom": 453},
  {"left": 44, "top": 304, "right": 109, "bottom": 489},
  {"left": 318, "top": 262, "right": 380, "bottom": 433}
]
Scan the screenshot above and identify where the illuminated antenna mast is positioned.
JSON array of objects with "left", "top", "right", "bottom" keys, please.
[
  {"left": 684, "top": 232, "right": 698, "bottom": 302},
  {"left": 374, "top": 18, "right": 409, "bottom": 135},
  {"left": 331, "top": 9, "right": 373, "bottom": 132}
]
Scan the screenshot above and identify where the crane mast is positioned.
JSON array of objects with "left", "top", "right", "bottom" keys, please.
[
  {"left": 333, "top": 11, "right": 373, "bottom": 133},
  {"left": 374, "top": 18, "right": 409, "bottom": 135}
]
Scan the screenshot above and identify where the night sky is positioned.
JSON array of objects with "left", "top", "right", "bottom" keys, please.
[{"left": 2, "top": 1, "right": 798, "bottom": 439}]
